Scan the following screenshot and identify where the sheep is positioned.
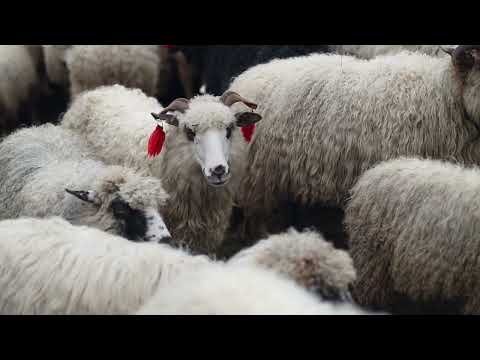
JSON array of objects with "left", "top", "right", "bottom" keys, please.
[
  {"left": 61, "top": 85, "right": 262, "bottom": 255},
  {"left": 136, "top": 262, "right": 367, "bottom": 315},
  {"left": 330, "top": 45, "right": 456, "bottom": 59},
  {"left": 229, "top": 228, "right": 356, "bottom": 303},
  {"left": 0, "top": 45, "right": 41, "bottom": 132},
  {"left": 0, "top": 123, "right": 171, "bottom": 243},
  {"left": 345, "top": 157, "right": 480, "bottom": 315},
  {"left": 65, "top": 45, "right": 160, "bottom": 98},
  {"left": 228, "top": 45, "right": 480, "bottom": 248},
  {"left": 0, "top": 217, "right": 210, "bottom": 315}
]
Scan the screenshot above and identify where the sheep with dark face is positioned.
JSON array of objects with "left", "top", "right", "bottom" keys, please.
[
  {"left": 61, "top": 85, "right": 261, "bottom": 255},
  {"left": 228, "top": 45, "right": 480, "bottom": 248},
  {"left": 0, "top": 124, "right": 171, "bottom": 243}
]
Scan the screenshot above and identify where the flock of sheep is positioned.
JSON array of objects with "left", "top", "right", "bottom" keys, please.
[{"left": 0, "top": 44, "right": 478, "bottom": 315}]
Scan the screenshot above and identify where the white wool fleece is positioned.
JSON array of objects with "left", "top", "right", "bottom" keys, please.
[
  {"left": 136, "top": 262, "right": 368, "bottom": 315},
  {"left": 0, "top": 217, "right": 211, "bottom": 315}
]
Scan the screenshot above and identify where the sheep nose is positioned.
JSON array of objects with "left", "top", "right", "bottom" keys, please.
[
  {"left": 212, "top": 165, "right": 226, "bottom": 176},
  {"left": 158, "top": 236, "right": 172, "bottom": 244}
]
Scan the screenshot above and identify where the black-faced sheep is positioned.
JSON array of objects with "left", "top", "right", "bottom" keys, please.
[
  {"left": 229, "top": 45, "right": 480, "bottom": 249},
  {"left": 61, "top": 85, "right": 262, "bottom": 255},
  {"left": 0, "top": 124, "right": 171, "bottom": 243},
  {"left": 345, "top": 157, "right": 480, "bottom": 315}
]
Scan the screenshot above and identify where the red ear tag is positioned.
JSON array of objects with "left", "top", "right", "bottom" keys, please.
[
  {"left": 147, "top": 125, "right": 166, "bottom": 157},
  {"left": 241, "top": 124, "right": 256, "bottom": 143}
]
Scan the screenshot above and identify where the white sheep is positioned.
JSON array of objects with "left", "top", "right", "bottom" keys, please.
[
  {"left": 0, "top": 217, "right": 210, "bottom": 315},
  {"left": 331, "top": 45, "right": 456, "bottom": 59},
  {"left": 228, "top": 45, "right": 480, "bottom": 246},
  {"left": 229, "top": 228, "right": 356, "bottom": 303},
  {"left": 42, "top": 45, "right": 160, "bottom": 98},
  {"left": 0, "top": 45, "right": 40, "bottom": 132},
  {"left": 61, "top": 85, "right": 262, "bottom": 255},
  {"left": 65, "top": 45, "right": 160, "bottom": 98},
  {"left": 345, "top": 157, "right": 480, "bottom": 315},
  {"left": 136, "top": 262, "right": 367, "bottom": 315},
  {"left": 0, "top": 124, "right": 171, "bottom": 242}
]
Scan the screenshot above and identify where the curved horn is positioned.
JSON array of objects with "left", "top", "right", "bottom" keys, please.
[
  {"left": 160, "top": 98, "right": 190, "bottom": 115},
  {"left": 220, "top": 91, "right": 258, "bottom": 110}
]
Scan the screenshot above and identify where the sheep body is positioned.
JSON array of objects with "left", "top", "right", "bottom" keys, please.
[
  {"left": 136, "top": 262, "right": 366, "bottom": 315},
  {"left": 62, "top": 85, "right": 248, "bottom": 255},
  {"left": 65, "top": 45, "right": 160, "bottom": 97},
  {"left": 331, "top": 45, "right": 455, "bottom": 59},
  {"left": 229, "top": 49, "right": 480, "bottom": 244},
  {"left": 230, "top": 228, "right": 356, "bottom": 302},
  {"left": 345, "top": 157, "right": 480, "bottom": 314},
  {"left": 0, "top": 124, "right": 169, "bottom": 240},
  {"left": 0, "top": 45, "right": 40, "bottom": 131},
  {"left": 0, "top": 217, "right": 210, "bottom": 315}
]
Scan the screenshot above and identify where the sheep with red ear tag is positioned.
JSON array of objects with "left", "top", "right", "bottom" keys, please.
[{"left": 61, "top": 85, "right": 262, "bottom": 256}]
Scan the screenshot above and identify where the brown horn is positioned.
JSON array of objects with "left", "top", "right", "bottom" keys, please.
[
  {"left": 160, "top": 98, "right": 190, "bottom": 115},
  {"left": 220, "top": 91, "right": 258, "bottom": 110}
]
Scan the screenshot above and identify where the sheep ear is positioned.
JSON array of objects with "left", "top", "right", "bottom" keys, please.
[
  {"left": 65, "top": 189, "right": 100, "bottom": 205},
  {"left": 151, "top": 112, "right": 179, "bottom": 127},
  {"left": 235, "top": 112, "right": 262, "bottom": 127}
]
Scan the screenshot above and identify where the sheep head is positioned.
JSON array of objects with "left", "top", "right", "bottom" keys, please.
[{"left": 148, "top": 92, "right": 262, "bottom": 187}]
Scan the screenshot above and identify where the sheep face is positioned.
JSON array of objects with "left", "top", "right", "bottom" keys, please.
[
  {"left": 65, "top": 188, "right": 172, "bottom": 243},
  {"left": 150, "top": 93, "right": 261, "bottom": 187}
]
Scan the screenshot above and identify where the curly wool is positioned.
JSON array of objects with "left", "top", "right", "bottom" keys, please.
[
  {"left": 229, "top": 228, "right": 355, "bottom": 302},
  {"left": 135, "top": 262, "right": 366, "bottom": 315},
  {"left": 229, "top": 50, "right": 480, "bottom": 240},
  {"left": 345, "top": 157, "right": 480, "bottom": 314},
  {"left": 0, "top": 124, "right": 168, "bottom": 236},
  {"left": 65, "top": 45, "right": 160, "bottom": 98},
  {"left": 62, "top": 85, "right": 248, "bottom": 255},
  {"left": 0, "top": 217, "right": 210, "bottom": 315}
]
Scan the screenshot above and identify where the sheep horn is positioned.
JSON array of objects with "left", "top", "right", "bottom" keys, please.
[
  {"left": 160, "top": 98, "right": 190, "bottom": 115},
  {"left": 220, "top": 91, "right": 258, "bottom": 110}
]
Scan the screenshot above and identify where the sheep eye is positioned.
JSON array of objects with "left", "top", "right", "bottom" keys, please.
[
  {"left": 110, "top": 198, "right": 132, "bottom": 219},
  {"left": 226, "top": 125, "right": 233, "bottom": 139},
  {"left": 185, "top": 127, "right": 196, "bottom": 142}
]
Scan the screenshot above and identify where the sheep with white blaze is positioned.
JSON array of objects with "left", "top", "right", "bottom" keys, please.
[
  {"left": 61, "top": 85, "right": 262, "bottom": 255},
  {"left": 228, "top": 45, "right": 480, "bottom": 248},
  {"left": 136, "top": 262, "right": 367, "bottom": 315},
  {"left": 0, "top": 124, "right": 171, "bottom": 243},
  {"left": 345, "top": 157, "right": 480, "bottom": 315},
  {"left": 0, "top": 217, "right": 210, "bottom": 315}
]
